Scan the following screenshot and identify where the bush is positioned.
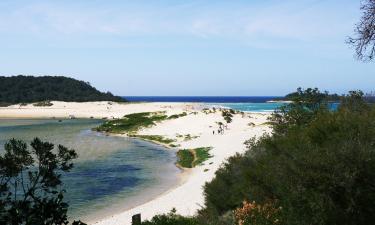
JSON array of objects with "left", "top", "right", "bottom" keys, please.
[
  {"left": 33, "top": 100, "right": 53, "bottom": 107},
  {"left": 235, "top": 200, "right": 282, "bottom": 225},
  {"left": 0, "top": 138, "right": 85, "bottom": 225},
  {"left": 202, "top": 90, "right": 375, "bottom": 225},
  {"left": 141, "top": 209, "right": 199, "bottom": 225}
]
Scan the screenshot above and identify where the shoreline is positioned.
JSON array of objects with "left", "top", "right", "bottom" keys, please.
[
  {"left": 83, "top": 157, "right": 191, "bottom": 224},
  {"left": 0, "top": 101, "right": 271, "bottom": 224}
]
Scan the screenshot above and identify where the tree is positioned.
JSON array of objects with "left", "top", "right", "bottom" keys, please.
[
  {"left": 348, "top": 0, "right": 375, "bottom": 61},
  {"left": 269, "top": 87, "right": 328, "bottom": 135},
  {"left": 0, "top": 138, "right": 85, "bottom": 225}
]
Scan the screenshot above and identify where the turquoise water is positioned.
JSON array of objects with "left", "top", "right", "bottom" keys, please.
[
  {"left": 206, "top": 102, "right": 286, "bottom": 112},
  {"left": 206, "top": 102, "right": 340, "bottom": 112},
  {"left": 0, "top": 119, "right": 180, "bottom": 221}
]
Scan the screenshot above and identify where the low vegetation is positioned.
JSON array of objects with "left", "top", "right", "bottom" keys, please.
[
  {"left": 177, "top": 147, "right": 212, "bottom": 168},
  {"left": 95, "top": 112, "right": 168, "bottom": 133},
  {"left": 32, "top": 100, "right": 53, "bottom": 107},
  {"left": 0, "top": 75, "right": 125, "bottom": 106},
  {"left": 168, "top": 112, "right": 188, "bottom": 119},
  {"left": 96, "top": 111, "right": 188, "bottom": 134},
  {"left": 129, "top": 134, "right": 176, "bottom": 145},
  {"left": 176, "top": 150, "right": 195, "bottom": 168},
  {"left": 176, "top": 134, "right": 200, "bottom": 141},
  {"left": 222, "top": 109, "right": 234, "bottom": 123}
]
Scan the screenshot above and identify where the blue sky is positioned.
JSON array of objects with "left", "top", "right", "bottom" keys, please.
[{"left": 0, "top": 0, "right": 374, "bottom": 96}]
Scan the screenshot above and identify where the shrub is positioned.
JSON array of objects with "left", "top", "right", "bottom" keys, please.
[
  {"left": 235, "top": 200, "right": 282, "bottom": 225},
  {"left": 141, "top": 209, "right": 199, "bottom": 225},
  {"left": 32, "top": 100, "right": 53, "bottom": 107}
]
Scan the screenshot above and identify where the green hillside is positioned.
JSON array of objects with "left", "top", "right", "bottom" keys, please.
[{"left": 0, "top": 75, "right": 126, "bottom": 106}]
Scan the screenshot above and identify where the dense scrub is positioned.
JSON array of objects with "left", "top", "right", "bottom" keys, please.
[
  {"left": 0, "top": 75, "right": 125, "bottom": 105},
  {"left": 200, "top": 89, "right": 375, "bottom": 225}
]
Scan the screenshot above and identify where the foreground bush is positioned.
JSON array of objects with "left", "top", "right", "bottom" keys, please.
[
  {"left": 0, "top": 138, "right": 85, "bottom": 224},
  {"left": 235, "top": 200, "right": 282, "bottom": 225},
  {"left": 202, "top": 90, "right": 375, "bottom": 225},
  {"left": 141, "top": 209, "right": 199, "bottom": 225}
]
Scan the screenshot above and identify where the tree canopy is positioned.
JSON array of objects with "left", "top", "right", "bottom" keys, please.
[{"left": 0, "top": 75, "right": 126, "bottom": 106}]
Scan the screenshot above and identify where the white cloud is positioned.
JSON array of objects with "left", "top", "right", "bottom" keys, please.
[{"left": 0, "top": 0, "right": 358, "bottom": 48}]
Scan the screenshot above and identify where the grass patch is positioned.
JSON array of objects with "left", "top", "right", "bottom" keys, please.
[
  {"left": 169, "top": 144, "right": 180, "bottom": 148},
  {"left": 95, "top": 111, "right": 189, "bottom": 134},
  {"left": 176, "top": 147, "right": 213, "bottom": 168},
  {"left": 130, "top": 135, "right": 176, "bottom": 144},
  {"left": 168, "top": 112, "right": 187, "bottom": 119},
  {"left": 33, "top": 100, "right": 53, "bottom": 107},
  {"left": 193, "top": 147, "right": 213, "bottom": 166},
  {"left": 95, "top": 112, "right": 168, "bottom": 133},
  {"left": 177, "top": 150, "right": 195, "bottom": 168}
]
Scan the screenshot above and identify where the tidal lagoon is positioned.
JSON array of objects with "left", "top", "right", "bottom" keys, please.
[{"left": 0, "top": 119, "right": 180, "bottom": 222}]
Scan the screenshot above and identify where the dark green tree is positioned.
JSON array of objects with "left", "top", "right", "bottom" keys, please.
[
  {"left": 269, "top": 87, "right": 328, "bottom": 135},
  {"left": 0, "top": 138, "right": 85, "bottom": 225}
]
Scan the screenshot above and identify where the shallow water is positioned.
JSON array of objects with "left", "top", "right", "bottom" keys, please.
[
  {"left": 0, "top": 119, "right": 180, "bottom": 221},
  {"left": 206, "top": 102, "right": 285, "bottom": 112}
]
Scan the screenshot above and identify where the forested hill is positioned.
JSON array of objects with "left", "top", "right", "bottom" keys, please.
[{"left": 0, "top": 75, "right": 126, "bottom": 105}]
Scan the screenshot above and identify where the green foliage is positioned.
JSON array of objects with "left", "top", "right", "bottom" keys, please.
[
  {"left": 0, "top": 138, "right": 85, "bottom": 225},
  {"left": 202, "top": 90, "right": 375, "bottom": 225},
  {"left": 0, "top": 75, "right": 125, "bottom": 105},
  {"left": 193, "top": 147, "right": 213, "bottom": 166},
  {"left": 95, "top": 112, "right": 168, "bottom": 133},
  {"left": 285, "top": 87, "right": 339, "bottom": 102},
  {"left": 269, "top": 87, "right": 329, "bottom": 135},
  {"left": 222, "top": 110, "right": 234, "bottom": 123},
  {"left": 177, "top": 147, "right": 212, "bottom": 168},
  {"left": 168, "top": 112, "right": 188, "bottom": 119},
  {"left": 130, "top": 135, "right": 176, "bottom": 144},
  {"left": 32, "top": 100, "right": 53, "bottom": 107},
  {"left": 177, "top": 150, "right": 194, "bottom": 168},
  {"left": 141, "top": 209, "right": 199, "bottom": 225},
  {"left": 234, "top": 200, "right": 283, "bottom": 225}
]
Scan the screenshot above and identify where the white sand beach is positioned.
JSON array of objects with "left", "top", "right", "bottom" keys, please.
[{"left": 0, "top": 101, "right": 271, "bottom": 225}]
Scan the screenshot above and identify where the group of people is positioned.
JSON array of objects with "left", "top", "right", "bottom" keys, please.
[{"left": 213, "top": 123, "right": 227, "bottom": 135}]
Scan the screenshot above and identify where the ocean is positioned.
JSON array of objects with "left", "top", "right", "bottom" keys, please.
[
  {"left": 124, "top": 96, "right": 285, "bottom": 112},
  {"left": 124, "top": 96, "right": 282, "bottom": 103}
]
